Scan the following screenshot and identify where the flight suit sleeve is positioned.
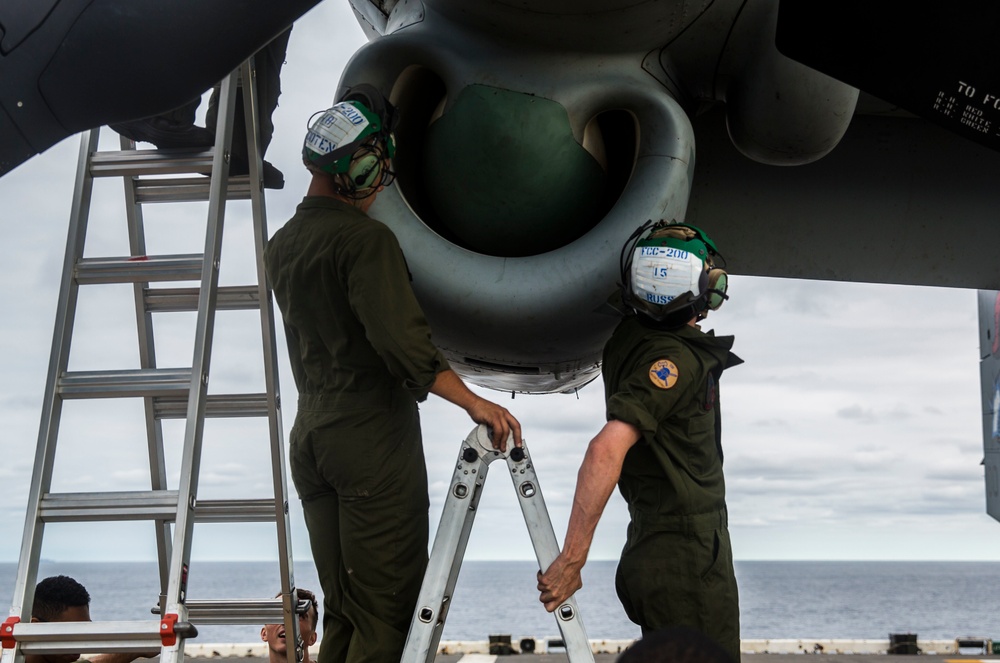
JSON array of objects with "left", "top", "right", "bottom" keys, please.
[
  {"left": 606, "top": 350, "right": 694, "bottom": 443},
  {"left": 344, "top": 223, "right": 449, "bottom": 400}
]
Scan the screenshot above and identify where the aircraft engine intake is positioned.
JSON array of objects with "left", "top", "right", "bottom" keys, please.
[
  {"left": 339, "top": 11, "right": 696, "bottom": 393},
  {"left": 418, "top": 85, "right": 609, "bottom": 258},
  {"left": 336, "top": 0, "right": 861, "bottom": 393}
]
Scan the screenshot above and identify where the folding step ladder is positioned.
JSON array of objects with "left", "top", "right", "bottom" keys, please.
[
  {"left": 1, "top": 58, "right": 302, "bottom": 663},
  {"left": 402, "top": 425, "right": 595, "bottom": 663}
]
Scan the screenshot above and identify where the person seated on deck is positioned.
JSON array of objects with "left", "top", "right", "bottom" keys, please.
[
  {"left": 27, "top": 575, "right": 146, "bottom": 663},
  {"left": 260, "top": 589, "right": 319, "bottom": 663}
]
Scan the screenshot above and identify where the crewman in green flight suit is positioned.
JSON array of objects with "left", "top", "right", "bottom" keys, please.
[
  {"left": 264, "top": 85, "right": 522, "bottom": 663},
  {"left": 537, "top": 221, "right": 741, "bottom": 662}
]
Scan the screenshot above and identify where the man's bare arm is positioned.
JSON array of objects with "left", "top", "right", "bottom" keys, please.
[{"left": 537, "top": 419, "right": 641, "bottom": 611}]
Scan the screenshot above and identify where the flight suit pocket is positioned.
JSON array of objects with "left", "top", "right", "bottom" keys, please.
[
  {"left": 683, "top": 410, "right": 718, "bottom": 476},
  {"left": 697, "top": 529, "right": 724, "bottom": 581}
]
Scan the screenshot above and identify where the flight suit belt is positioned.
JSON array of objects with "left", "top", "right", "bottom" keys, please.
[
  {"left": 631, "top": 507, "right": 728, "bottom": 533},
  {"left": 297, "top": 389, "right": 394, "bottom": 411}
]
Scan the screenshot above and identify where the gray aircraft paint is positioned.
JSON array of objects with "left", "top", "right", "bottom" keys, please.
[
  {"left": 338, "top": 0, "right": 859, "bottom": 392},
  {"left": 338, "top": 1, "right": 1000, "bottom": 523}
]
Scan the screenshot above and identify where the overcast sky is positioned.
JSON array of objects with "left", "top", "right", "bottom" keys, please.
[{"left": 2, "top": 1, "right": 999, "bottom": 569}]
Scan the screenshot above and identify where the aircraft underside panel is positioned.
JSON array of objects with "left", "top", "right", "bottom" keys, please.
[
  {"left": 688, "top": 110, "right": 1000, "bottom": 290},
  {"left": 0, "top": 0, "right": 318, "bottom": 175},
  {"left": 977, "top": 291, "right": 1000, "bottom": 522},
  {"left": 777, "top": 0, "right": 1000, "bottom": 155}
]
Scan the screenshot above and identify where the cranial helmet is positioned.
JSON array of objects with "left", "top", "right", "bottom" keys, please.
[
  {"left": 302, "top": 84, "right": 397, "bottom": 194},
  {"left": 620, "top": 220, "right": 729, "bottom": 326}
]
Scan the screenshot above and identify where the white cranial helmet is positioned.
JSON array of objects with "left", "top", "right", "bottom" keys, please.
[{"left": 620, "top": 221, "right": 728, "bottom": 325}]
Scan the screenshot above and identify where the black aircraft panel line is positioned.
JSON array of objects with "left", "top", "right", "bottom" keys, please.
[{"left": 0, "top": 0, "right": 321, "bottom": 176}]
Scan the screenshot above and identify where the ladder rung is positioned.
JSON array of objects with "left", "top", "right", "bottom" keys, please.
[
  {"left": 134, "top": 176, "right": 252, "bottom": 203},
  {"left": 76, "top": 254, "right": 204, "bottom": 285},
  {"left": 40, "top": 491, "right": 179, "bottom": 522},
  {"left": 38, "top": 493, "right": 278, "bottom": 523},
  {"left": 90, "top": 148, "right": 214, "bottom": 177},
  {"left": 154, "top": 393, "right": 270, "bottom": 418},
  {"left": 182, "top": 599, "right": 285, "bottom": 625},
  {"left": 10, "top": 620, "right": 176, "bottom": 654},
  {"left": 193, "top": 499, "right": 279, "bottom": 523},
  {"left": 58, "top": 368, "right": 192, "bottom": 398},
  {"left": 145, "top": 286, "right": 261, "bottom": 312}
]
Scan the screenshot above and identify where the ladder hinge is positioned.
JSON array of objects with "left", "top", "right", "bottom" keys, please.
[
  {"left": 160, "top": 614, "right": 178, "bottom": 647},
  {"left": 1, "top": 616, "right": 20, "bottom": 649}
]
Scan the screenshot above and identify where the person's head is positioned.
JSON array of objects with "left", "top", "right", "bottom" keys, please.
[
  {"left": 620, "top": 220, "right": 729, "bottom": 328},
  {"left": 28, "top": 576, "right": 92, "bottom": 663},
  {"left": 617, "top": 627, "right": 735, "bottom": 663},
  {"left": 260, "top": 589, "right": 318, "bottom": 663},
  {"left": 302, "top": 84, "right": 397, "bottom": 203}
]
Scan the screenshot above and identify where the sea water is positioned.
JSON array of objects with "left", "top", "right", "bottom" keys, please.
[{"left": 2, "top": 561, "right": 999, "bottom": 642}]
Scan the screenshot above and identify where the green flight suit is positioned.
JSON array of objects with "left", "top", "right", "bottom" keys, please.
[
  {"left": 602, "top": 315, "right": 742, "bottom": 662},
  {"left": 264, "top": 196, "right": 449, "bottom": 663}
]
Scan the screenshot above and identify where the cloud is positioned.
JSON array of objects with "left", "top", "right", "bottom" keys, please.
[
  {"left": 748, "top": 418, "right": 791, "bottom": 428},
  {"left": 837, "top": 404, "right": 877, "bottom": 422}
]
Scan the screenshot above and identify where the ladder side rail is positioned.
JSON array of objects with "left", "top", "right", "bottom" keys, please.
[
  {"left": 402, "top": 445, "right": 491, "bottom": 663},
  {"left": 161, "top": 69, "right": 240, "bottom": 663},
  {"left": 119, "top": 133, "right": 174, "bottom": 612},
  {"left": 5, "top": 130, "right": 100, "bottom": 647},
  {"left": 237, "top": 57, "right": 302, "bottom": 661},
  {"left": 507, "top": 444, "right": 594, "bottom": 663}
]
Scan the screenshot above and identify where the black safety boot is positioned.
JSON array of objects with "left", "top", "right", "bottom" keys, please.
[
  {"left": 110, "top": 118, "right": 215, "bottom": 150},
  {"left": 229, "top": 153, "right": 285, "bottom": 190}
]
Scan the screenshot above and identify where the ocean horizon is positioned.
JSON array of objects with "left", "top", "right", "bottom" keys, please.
[{"left": 4, "top": 560, "right": 1000, "bottom": 643}]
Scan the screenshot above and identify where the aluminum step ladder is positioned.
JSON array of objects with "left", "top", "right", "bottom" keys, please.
[
  {"left": 1, "top": 58, "right": 303, "bottom": 663},
  {"left": 402, "top": 425, "right": 595, "bottom": 663}
]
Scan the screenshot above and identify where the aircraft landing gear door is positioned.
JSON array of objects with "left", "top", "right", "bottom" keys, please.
[{"left": 402, "top": 425, "right": 594, "bottom": 663}]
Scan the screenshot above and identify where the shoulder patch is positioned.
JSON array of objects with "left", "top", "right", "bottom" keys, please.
[{"left": 649, "top": 359, "right": 679, "bottom": 389}]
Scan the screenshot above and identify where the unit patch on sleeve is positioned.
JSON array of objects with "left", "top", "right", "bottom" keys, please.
[{"left": 649, "top": 359, "right": 679, "bottom": 389}]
